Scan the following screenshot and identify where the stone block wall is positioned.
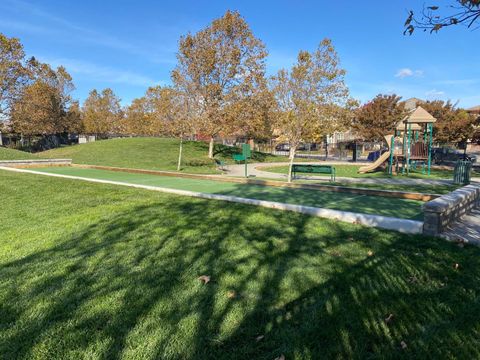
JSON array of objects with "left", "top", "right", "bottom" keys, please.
[
  {"left": 0, "top": 159, "right": 72, "bottom": 167},
  {"left": 423, "top": 184, "right": 480, "bottom": 236}
]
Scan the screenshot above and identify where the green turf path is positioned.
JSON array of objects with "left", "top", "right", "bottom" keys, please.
[{"left": 33, "top": 167, "right": 424, "bottom": 220}]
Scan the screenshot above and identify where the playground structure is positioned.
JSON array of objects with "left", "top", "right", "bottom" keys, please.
[{"left": 359, "top": 106, "right": 437, "bottom": 175}]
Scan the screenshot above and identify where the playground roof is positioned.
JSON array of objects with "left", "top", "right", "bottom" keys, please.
[
  {"left": 395, "top": 122, "right": 422, "bottom": 131},
  {"left": 402, "top": 106, "right": 437, "bottom": 124}
]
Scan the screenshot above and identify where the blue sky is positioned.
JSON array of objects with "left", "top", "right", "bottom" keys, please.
[{"left": 1, "top": 0, "right": 479, "bottom": 108}]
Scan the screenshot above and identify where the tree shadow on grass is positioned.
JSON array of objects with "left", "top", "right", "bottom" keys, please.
[{"left": 1, "top": 196, "right": 480, "bottom": 359}]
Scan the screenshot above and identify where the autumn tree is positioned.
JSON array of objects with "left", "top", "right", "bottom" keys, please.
[
  {"left": 172, "top": 10, "right": 268, "bottom": 158},
  {"left": 351, "top": 94, "right": 407, "bottom": 142},
  {"left": 82, "top": 88, "right": 124, "bottom": 136},
  {"left": 125, "top": 86, "right": 174, "bottom": 136},
  {"left": 226, "top": 77, "right": 275, "bottom": 144},
  {"left": 0, "top": 33, "right": 31, "bottom": 123},
  {"left": 10, "top": 62, "right": 79, "bottom": 136},
  {"left": 421, "top": 100, "right": 477, "bottom": 143},
  {"left": 167, "top": 89, "right": 196, "bottom": 171},
  {"left": 405, "top": 1, "right": 480, "bottom": 34},
  {"left": 124, "top": 97, "right": 149, "bottom": 135},
  {"left": 65, "top": 100, "right": 83, "bottom": 133},
  {"left": 271, "top": 39, "right": 350, "bottom": 182}
]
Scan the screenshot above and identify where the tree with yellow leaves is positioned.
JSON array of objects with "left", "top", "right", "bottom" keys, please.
[
  {"left": 271, "top": 39, "right": 351, "bottom": 182},
  {"left": 172, "top": 10, "right": 268, "bottom": 158}
]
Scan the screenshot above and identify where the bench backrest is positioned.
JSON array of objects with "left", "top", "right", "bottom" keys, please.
[{"left": 292, "top": 164, "right": 333, "bottom": 173}]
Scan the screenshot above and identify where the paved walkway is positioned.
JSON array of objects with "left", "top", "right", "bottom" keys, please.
[
  {"left": 441, "top": 208, "right": 480, "bottom": 245},
  {"left": 223, "top": 162, "right": 479, "bottom": 187}
]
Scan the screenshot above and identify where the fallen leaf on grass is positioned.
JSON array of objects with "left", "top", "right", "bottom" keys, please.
[
  {"left": 384, "top": 313, "right": 394, "bottom": 324},
  {"left": 227, "top": 290, "right": 236, "bottom": 299},
  {"left": 198, "top": 275, "right": 211, "bottom": 284},
  {"left": 408, "top": 276, "right": 418, "bottom": 283},
  {"left": 255, "top": 335, "right": 264, "bottom": 342},
  {"left": 400, "top": 341, "right": 408, "bottom": 349},
  {"left": 367, "top": 250, "right": 374, "bottom": 257},
  {"left": 274, "top": 355, "right": 285, "bottom": 360}
]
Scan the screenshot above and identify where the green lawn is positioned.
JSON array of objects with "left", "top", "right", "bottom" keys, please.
[
  {"left": 0, "top": 147, "right": 39, "bottom": 160},
  {"left": 2, "top": 170, "right": 480, "bottom": 359},
  {"left": 32, "top": 166, "right": 424, "bottom": 220},
  {"left": 40, "top": 138, "right": 291, "bottom": 174},
  {"left": 258, "top": 164, "right": 458, "bottom": 180}
]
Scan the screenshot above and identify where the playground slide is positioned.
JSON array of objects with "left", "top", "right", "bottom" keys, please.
[{"left": 358, "top": 150, "right": 391, "bottom": 174}]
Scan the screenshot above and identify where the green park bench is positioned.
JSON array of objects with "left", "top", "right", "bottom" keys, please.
[{"left": 292, "top": 164, "right": 336, "bottom": 182}]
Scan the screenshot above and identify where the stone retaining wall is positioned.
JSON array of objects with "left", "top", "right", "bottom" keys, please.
[
  {"left": 0, "top": 159, "right": 72, "bottom": 167},
  {"left": 423, "top": 184, "right": 480, "bottom": 236}
]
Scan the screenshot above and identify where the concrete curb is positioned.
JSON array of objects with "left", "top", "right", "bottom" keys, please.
[{"left": 1, "top": 166, "right": 424, "bottom": 235}]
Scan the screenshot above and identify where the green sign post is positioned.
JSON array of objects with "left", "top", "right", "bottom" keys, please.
[{"left": 242, "top": 143, "right": 251, "bottom": 178}]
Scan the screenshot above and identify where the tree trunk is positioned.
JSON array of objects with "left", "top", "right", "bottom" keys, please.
[
  {"left": 177, "top": 136, "right": 184, "bottom": 171},
  {"left": 287, "top": 145, "right": 297, "bottom": 183},
  {"left": 208, "top": 137, "right": 214, "bottom": 159}
]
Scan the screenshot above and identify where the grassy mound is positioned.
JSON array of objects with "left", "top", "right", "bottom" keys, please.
[
  {"left": 40, "top": 137, "right": 283, "bottom": 173},
  {"left": 1, "top": 170, "right": 480, "bottom": 359},
  {"left": 0, "top": 147, "right": 38, "bottom": 160}
]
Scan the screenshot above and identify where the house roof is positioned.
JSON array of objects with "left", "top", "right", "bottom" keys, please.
[
  {"left": 402, "top": 97, "right": 424, "bottom": 111},
  {"left": 466, "top": 105, "right": 480, "bottom": 113}
]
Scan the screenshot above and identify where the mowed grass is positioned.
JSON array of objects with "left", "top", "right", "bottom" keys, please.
[
  {"left": 32, "top": 166, "right": 424, "bottom": 220},
  {"left": 40, "top": 138, "right": 288, "bottom": 174},
  {"left": 2, "top": 170, "right": 480, "bottom": 359},
  {"left": 259, "top": 164, "right": 457, "bottom": 180},
  {"left": 0, "top": 147, "right": 39, "bottom": 160}
]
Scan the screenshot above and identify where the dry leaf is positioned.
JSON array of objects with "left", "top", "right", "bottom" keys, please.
[
  {"left": 227, "top": 290, "right": 236, "bottom": 299},
  {"left": 400, "top": 341, "right": 408, "bottom": 349},
  {"left": 255, "top": 335, "right": 264, "bottom": 342},
  {"left": 198, "top": 275, "right": 211, "bottom": 284},
  {"left": 367, "top": 250, "right": 374, "bottom": 257},
  {"left": 385, "top": 313, "right": 394, "bottom": 324},
  {"left": 274, "top": 355, "right": 285, "bottom": 360},
  {"left": 408, "top": 275, "right": 418, "bottom": 283}
]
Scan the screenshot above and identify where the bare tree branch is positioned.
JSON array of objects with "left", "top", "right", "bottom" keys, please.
[{"left": 404, "top": 0, "right": 480, "bottom": 35}]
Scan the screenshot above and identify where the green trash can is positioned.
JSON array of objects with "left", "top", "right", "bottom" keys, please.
[{"left": 453, "top": 160, "right": 472, "bottom": 185}]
